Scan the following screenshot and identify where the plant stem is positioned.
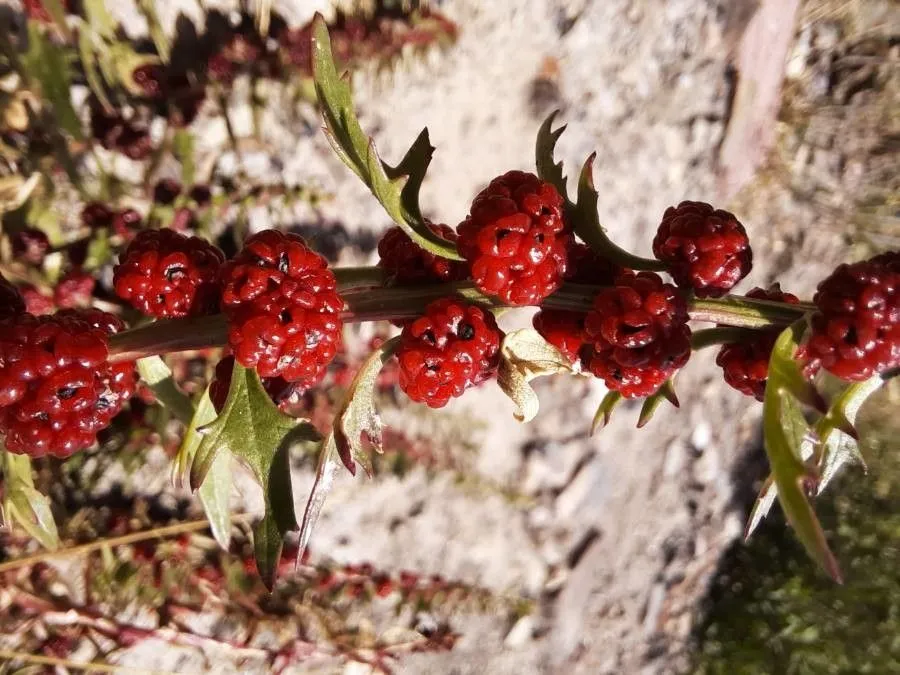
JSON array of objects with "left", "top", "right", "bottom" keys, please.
[
  {"left": 106, "top": 269, "right": 813, "bottom": 361},
  {"left": 691, "top": 326, "right": 762, "bottom": 350}
]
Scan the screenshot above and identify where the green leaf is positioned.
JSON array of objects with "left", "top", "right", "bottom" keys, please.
[
  {"left": 334, "top": 336, "right": 401, "bottom": 476},
  {"left": 107, "top": 43, "right": 161, "bottom": 96},
  {"left": 77, "top": 26, "right": 112, "bottom": 112},
  {"left": 22, "top": 24, "right": 83, "bottom": 141},
  {"left": 762, "top": 321, "right": 842, "bottom": 582},
  {"left": 534, "top": 110, "right": 570, "bottom": 202},
  {"left": 172, "top": 130, "right": 195, "bottom": 187},
  {"left": 637, "top": 379, "right": 679, "bottom": 428},
  {"left": 137, "top": 356, "right": 194, "bottom": 425},
  {"left": 36, "top": 0, "right": 72, "bottom": 41},
  {"left": 310, "top": 14, "right": 461, "bottom": 261},
  {"left": 83, "top": 0, "right": 116, "bottom": 39},
  {"left": 297, "top": 337, "right": 403, "bottom": 557},
  {"left": 572, "top": 153, "right": 665, "bottom": 272},
  {"left": 497, "top": 329, "right": 573, "bottom": 423},
  {"left": 189, "top": 362, "right": 319, "bottom": 589},
  {"left": 137, "top": 0, "right": 170, "bottom": 63},
  {"left": 1, "top": 450, "right": 59, "bottom": 550},
  {"left": 173, "top": 386, "right": 213, "bottom": 488},
  {"left": 591, "top": 390, "right": 622, "bottom": 435}
]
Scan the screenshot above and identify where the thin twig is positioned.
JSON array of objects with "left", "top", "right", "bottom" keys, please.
[
  {"left": 0, "top": 649, "right": 176, "bottom": 675},
  {"left": 0, "top": 515, "right": 251, "bottom": 574}
]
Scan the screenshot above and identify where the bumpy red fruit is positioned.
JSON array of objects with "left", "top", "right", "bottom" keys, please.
[
  {"left": 54, "top": 270, "right": 95, "bottom": 309},
  {"left": 584, "top": 270, "right": 691, "bottom": 397},
  {"left": 801, "top": 254, "right": 900, "bottom": 381},
  {"left": 653, "top": 201, "right": 752, "bottom": 298},
  {"left": 377, "top": 223, "right": 467, "bottom": 285},
  {"left": 81, "top": 202, "right": 115, "bottom": 229},
  {"left": 532, "top": 243, "right": 621, "bottom": 363},
  {"left": 20, "top": 285, "right": 54, "bottom": 315},
  {"left": 219, "top": 230, "right": 343, "bottom": 387},
  {"left": 458, "top": 171, "right": 571, "bottom": 305},
  {"left": 114, "top": 229, "right": 225, "bottom": 319},
  {"left": 716, "top": 285, "right": 800, "bottom": 400},
  {"left": 153, "top": 179, "right": 183, "bottom": 205},
  {"left": 0, "top": 310, "right": 135, "bottom": 458},
  {"left": 12, "top": 228, "right": 50, "bottom": 266},
  {"left": 396, "top": 297, "right": 502, "bottom": 408},
  {"left": 0, "top": 274, "right": 25, "bottom": 320}
]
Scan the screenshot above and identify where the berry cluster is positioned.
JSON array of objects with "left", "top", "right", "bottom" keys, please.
[
  {"left": 0, "top": 309, "right": 135, "bottom": 458},
  {"left": 219, "top": 230, "right": 344, "bottom": 389}
]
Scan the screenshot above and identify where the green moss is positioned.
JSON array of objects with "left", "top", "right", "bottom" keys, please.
[{"left": 694, "top": 393, "right": 900, "bottom": 674}]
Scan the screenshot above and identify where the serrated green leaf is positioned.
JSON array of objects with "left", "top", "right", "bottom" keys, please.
[
  {"left": 591, "top": 390, "right": 622, "bottom": 435},
  {"left": 762, "top": 321, "right": 842, "bottom": 582},
  {"left": 535, "top": 110, "right": 570, "bottom": 201},
  {"left": 188, "top": 363, "right": 319, "bottom": 588},
  {"left": 83, "top": 0, "right": 116, "bottom": 39},
  {"left": 137, "top": 0, "right": 170, "bottom": 63},
  {"left": 572, "top": 153, "right": 665, "bottom": 272},
  {"left": 311, "top": 14, "right": 461, "bottom": 261},
  {"left": 497, "top": 329, "right": 573, "bottom": 423},
  {"left": 23, "top": 24, "right": 82, "bottom": 141},
  {"left": 172, "top": 130, "right": 195, "bottom": 186},
  {"left": 637, "top": 379, "right": 679, "bottom": 428},
  {"left": 77, "top": 27, "right": 113, "bottom": 113},
  {"left": 137, "top": 356, "right": 194, "bottom": 425},
  {"left": 334, "top": 336, "right": 401, "bottom": 476},
  {"left": 1, "top": 450, "right": 59, "bottom": 550},
  {"left": 183, "top": 389, "right": 233, "bottom": 551}
]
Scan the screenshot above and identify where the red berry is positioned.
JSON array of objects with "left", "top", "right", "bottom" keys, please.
[
  {"left": 153, "top": 179, "right": 183, "bottom": 206},
  {"left": 209, "top": 355, "right": 298, "bottom": 413},
  {"left": 652, "top": 201, "right": 752, "bottom": 298},
  {"left": 81, "top": 202, "right": 115, "bottom": 230},
  {"left": 54, "top": 270, "right": 95, "bottom": 309},
  {"left": 12, "top": 228, "right": 50, "bottom": 266},
  {"left": 0, "top": 274, "right": 25, "bottom": 321},
  {"left": 89, "top": 103, "right": 153, "bottom": 160},
  {"left": 533, "top": 243, "right": 621, "bottom": 363},
  {"left": 584, "top": 270, "right": 691, "bottom": 397},
  {"left": 716, "top": 285, "right": 800, "bottom": 400},
  {"left": 377, "top": 224, "right": 467, "bottom": 285},
  {"left": 800, "top": 254, "right": 899, "bottom": 381},
  {"left": 131, "top": 64, "right": 166, "bottom": 98},
  {"left": 219, "top": 230, "right": 343, "bottom": 386},
  {"left": 0, "top": 310, "right": 135, "bottom": 458},
  {"left": 114, "top": 229, "right": 224, "bottom": 319},
  {"left": 20, "top": 284, "right": 54, "bottom": 315},
  {"left": 112, "top": 209, "right": 143, "bottom": 238},
  {"left": 458, "top": 171, "right": 571, "bottom": 305},
  {"left": 396, "top": 297, "right": 503, "bottom": 408},
  {"left": 188, "top": 185, "right": 212, "bottom": 207}
]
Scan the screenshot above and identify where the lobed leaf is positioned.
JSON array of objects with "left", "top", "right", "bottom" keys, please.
[
  {"left": 761, "top": 321, "right": 842, "bottom": 582},
  {"left": 534, "top": 110, "right": 571, "bottom": 203},
  {"left": 297, "top": 337, "right": 402, "bottom": 559},
  {"left": 188, "top": 362, "right": 319, "bottom": 589},
  {"left": 334, "top": 336, "right": 401, "bottom": 476},
  {"left": 1, "top": 450, "right": 59, "bottom": 550},
  {"left": 310, "top": 14, "right": 461, "bottom": 260},
  {"left": 497, "top": 329, "right": 573, "bottom": 423}
]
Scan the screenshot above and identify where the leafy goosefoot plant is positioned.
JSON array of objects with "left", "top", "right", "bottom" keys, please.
[{"left": 1, "top": 15, "right": 895, "bottom": 590}]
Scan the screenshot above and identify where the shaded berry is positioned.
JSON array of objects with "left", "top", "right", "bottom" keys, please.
[
  {"left": 584, "top": 270, "right": 691, "bottom": 397},
  {"left": 188, "top": 185, "right": 212, "bottom": 207},
  {"left": 716, "top": 285, "right": 800, "bottom": 400},
  {"left": 153, "top": 179, "right": 183, "bottom": 205},
  {"left": 653, "top": 201, "right": 752, "bottom": 298},
  {"left": 0, "top": 310, "right": 135, "bottom": 458},
  {"left": 533, "top": 242, "right": 621, "bottom": 363},
  {"left": 20, "top": 284, "right": 54, "bottom": 315},
  {"left": 89, "top": 103, "right": 153, "bottom": 160},
  {"left": 54, "top": 270, "right": 95, "bottom": 309},
  {"left": 112, "top": 209, "right": 142, "bottom": 238},
  {"left": 114, "top": 229, "right": 224, "bottom": 319},
  {"left": 396, "top": 297, "right": 503, "bottom": 408},
  {"left": 81, "top": 202, "right": 115, "bottom": 229},
  {"left": 458, "top": 171, "right": 571, "bottom": 305},
  {"left": 377, "top": 223, "right": 467, "bottom": 285},
  {"left": 801, "top": 253, "right": 899, "bottom": 381},
  {"left": 12, "top": 228, "right": 50, "bottom": 266},
  {"left": 0, "top": 274, "right": 25, "bottom": 321},
  {"left": 219, "top": 230, "right": 343, "bottom": 387}
]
